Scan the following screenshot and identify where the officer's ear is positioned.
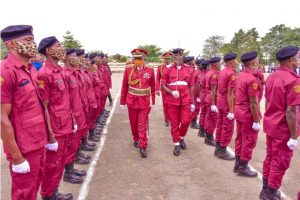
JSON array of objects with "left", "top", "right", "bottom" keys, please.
[{"left": 4, "top": 40, "right": 16, "bottom": 50}]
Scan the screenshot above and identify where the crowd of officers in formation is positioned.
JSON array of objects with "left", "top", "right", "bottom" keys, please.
[
  {"left": 0, "top": 24, "right": 299, "bottom": 200},
  {"left": 1, "top": 25, "right": 113, "bottom": 200},
  {"left": 120, "top": 46, "right": 300, "bottom": 200}
]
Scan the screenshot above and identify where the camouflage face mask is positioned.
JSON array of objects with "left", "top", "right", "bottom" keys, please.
[{"left": 14, "top": 41, "right": 37, "bottom": 58}]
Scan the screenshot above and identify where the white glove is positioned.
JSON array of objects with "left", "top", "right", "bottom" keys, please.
[
  {"left": 45, "top": 142, "right": 58, "bottom": 151},
  {"left": 196, "top": 98, "right": 201, "bottom": 103},
  {"left": 211, "top": 105, "right": 218, "bottom": 113},
  {"left": 73, "top": 123, "right": 78, "bottom": 133},
  {"left": 227, "top": 112, "right": 234, "bottom": 120},
  {"left": 191, "top": 104, "right": 195, "bottom": 112},
  {"left": 120, "top": 105, "right": 126, "bottom": 111},
  {"left": 287, "top": 138, "right": 298, "bottom": 150},
  {"left": 171, "top": 90, "right": 179, "bottom": 99},
  {"left": 12, "top": 160, "right": 30, "bottom": 174},
  {"left": 252, "top": 122, "right": 260, "bottom": 131}
]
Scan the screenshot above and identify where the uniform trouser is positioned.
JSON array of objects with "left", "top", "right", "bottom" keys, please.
[
  {"left": 215, "top": 109, "right": 234, "bottom": 147},
  {"left": 192, "top": 98, "right": 201, "bottom": 120},
  {"left": 262, "top": 135, "right": 293, "bottom": 189},
  {"left": 234, "top": 121, "right": 258, "bottom": 161},
  {"left": 8, "top": 148, "right": 44, "bottom": 200},
  {"left": 161, "top": 91, "right": 169, "bottom": 121},
  {"left": 204, "top": 103, "right": 218, "bottom": 135},
  {"left": 168, "top": 104, "right": 192, "bottom": 144},
  {"left": 101, "top": 94, "right": 108, "bottom": 111},
  {"left": 65, "top": 129, "right": 87, "bottom": 165},
  {"left": 41, "top": 134, "right": 69, "bottom": 197},
  {"left": 88, "top": 107, "right": 98, "bottom": 129},
  {"left": 127, "top": 107, "right": 151, "bottom": 149},
  {"left": 199, "top": 102, "right": 207, "bottom": 127}
]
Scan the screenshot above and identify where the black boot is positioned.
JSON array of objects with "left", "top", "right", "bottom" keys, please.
[
  {"left": 42, "top": 192, "right": 56, "bottom": 200},
  {"left": 190, "top": 119, "right": 200, "bottom": 129},
  {"left": 139, "top": 148, "right": 147, "bottom": 158},
  {"left": 88, "top": 129, "right": 100, "bottom": 142},
  {"left": 205, "top": 134, "right": 216, "bottom": 147},
  {"left": 80, "top": 139, "right": 96, "bottom": 151},
  {"left": 108, "top": 93, "right": 113, "bottom": 106},
  {"left": 64, "top": 163, "right": 83, "bottom": 184},
  {"left": 173, "top": 145, "right": 181, "bottom": 156},
  {"left": 233, "top": 156, "right": 240, "bottom": 173},
  {"left": 214, "top": 142, "right": 221, "bottom": 157},
  {"left": 198, "top": 126, "right": 206, "bottom": 138},
  {"left": 259, "top": 177, "right": 281, "bottom": 199},
  {"left": 260, "top": 186, "right": 281, "bottom": 200},
  {"left": 133, "top": 141, "right": 139, "bottom": 148},
  {"left": 164, "top": 119, "right": 169, "bottom": 127},
  {"left": 54, "top": 187, "right": 73, "bottom": 200},
  {"left": 237, "top": 160, "right": 258, "bottom": 177},
  {"left": 66, "top": 161, "right": 86, "bottom": 176},
  {"left": 179, "top": 139, "right": 187, "bottom": 150},
  {"left": 217, "top": 146, "right": 235, "bottom": 161},
  {"left": 77, "top": 150, "right": 91, "bottom": 160}
]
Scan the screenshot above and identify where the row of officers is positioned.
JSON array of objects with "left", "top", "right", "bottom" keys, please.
[
  {"left": 120, "top": 46, "right": 300, "bottom": 200},
  {"left": 1, "top": 25, "right": 113, "bottom": 200}
]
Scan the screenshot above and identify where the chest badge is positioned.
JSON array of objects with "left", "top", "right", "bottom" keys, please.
[{"left": 143, "top": 72, "right": 150, "bottom": 79}]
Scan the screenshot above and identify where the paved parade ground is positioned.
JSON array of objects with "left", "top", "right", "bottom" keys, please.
[{"left": 1, "top": 71, "right": 299, "bottom": 200}]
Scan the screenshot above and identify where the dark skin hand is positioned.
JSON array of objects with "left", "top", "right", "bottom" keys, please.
[
  {"left": 227, "top": 87, "right": 234, "bottom": 113},
  {"left": 286, "top": 105, "right": 299, "bottom": 139},
  {"left": 162, "top": 85, "right": 173, "bottom": 95},
  {"left": 189, "top": 86, "right": 195, "bottom": 104},
  {"left": 43, "top": 100, "right": 56, "bottom": 143},
  {"left": 211, "top": 85, "right": 217, "bottom": 105},
  {"left": 1, "top": 104, "right": 24, "bottom": 165},
  {"left": 162, "top": 85, "right": 195, "bottom": 105},
  {"left": 250, "top": 96, "right": 259, "bottom": 123}
]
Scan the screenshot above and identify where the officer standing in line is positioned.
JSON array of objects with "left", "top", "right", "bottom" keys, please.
[{"left": 1, "top": 24, "right": 49, "bottom": 200}]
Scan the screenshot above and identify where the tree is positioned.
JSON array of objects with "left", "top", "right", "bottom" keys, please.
[
  {"left": 202, "top": 35, "right": 224, "bottom": 59},
  {"left": 138, "top": 45, "right": 162, "bottom": 62},
  {"left": 62, "top": 31, "right": 83, "bottom": 49},
  {"left": 1, "top": 40, "right": 8, "bottom": 60}
]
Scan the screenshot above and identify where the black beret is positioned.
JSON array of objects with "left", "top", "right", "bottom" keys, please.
[
  {"left": 38, "top": 36, "right": 59, "bottom": 55},
  {"left": 183, "top": 56, "right": 194, "bottom": 63},
  {"left": 172, "top": 48, "right": 184, "bottom": 54},
  {"left": 209, "top": 56, "right": 221, "bottom": 63},
  {"left": 276, "top": 46, "right": 299, "bottom": 61},
  {"left": 201, "top": 60, "right": 210, "bottom": 65},
  {"left": 75, "top": 49, "right": 85, "bottom": 56},
  {"left": 98, "top": 53, "right": 105, "bottom": 58},
  {"left": 65, "top": 48, "right": 75, "bottom": 55},
  {"left": 223, "top": 53, "right": 237, "bottom": 62},
  {"left": 195, "top": 59, "right": 204, "bottom": 64},
  {"left": 89, "top": 53, "right": 98, "bottom": 60},
  {"left": 241, "top": 51, "right": 258, "bottom": 62},
  {"left": 85, "top": 54, "right": 89, "bottom": 58},
  {"left": 1, "top": 25, "right": 33, "bottom": 42},
  {"left": 91, "top": 60, "right": 96, "bottom": 65}
]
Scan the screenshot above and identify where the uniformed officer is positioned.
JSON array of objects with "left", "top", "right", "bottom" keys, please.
[
  {"left": 197, "top": 60, "right": 210, "bottom": 137},
  {"left": 1, "top": 25, "right": 49, "bottom": 200},
  {"left": 161, "top": 48, "right": 195, "bottom": 156},
  {"left": 260, "top": 46, "right": 300, "bottom": 200},
  {"left": 215, "top": 53, "right": 238, "bottom": 160},
  {"left": 204, "top": 56, "right": 222, "bottom": 146},
  {"left": 63, "top": 48, "right": 89, "bottom": 183},
  {"left": 193, "top": 58, "right": 204, "bottom": 131},
  {"left": 37, "top": 36, "right": 75, "bottom": 200},
  {"left": 155, "top": 52, "right": 173, "bottom": 127},
  {"left": 234, "top": 51, "right": 261, "bottom": 178},
  {"left": 101, "top": 53, "right": 113, "bottom": 107},
  {"left": 120, "top": 48, "right": 156, "bottom": 158}
]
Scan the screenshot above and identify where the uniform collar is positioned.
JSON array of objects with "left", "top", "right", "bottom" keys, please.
[
  {"left": 45, "top": 60, "right": 62, "bottom": 72},
  {"left": 278, "top": 65, "right": 298, "bottom": 76},
  {"left": 5, "top": 53, "right": 26, "bottom": 69}
]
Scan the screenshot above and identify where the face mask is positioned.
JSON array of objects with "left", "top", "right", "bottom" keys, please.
[
  {"left": 49, "top": 47, "right": 66, "bottom": 60},
  {"left": 31, "top": 61, "right": 43, "bottom": 71},
  {"left": 68, "top": 56, "right": 80, "bottom": 66},
  {"left": 134, "top": 60, "right": 144, "bottom": 67},
  {"left": 14, "top": 41, "right": 37, "bottom": 58}
]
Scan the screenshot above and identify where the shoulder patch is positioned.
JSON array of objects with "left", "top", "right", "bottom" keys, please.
[
  {"left": 0, "top": 76, "right": 4, "bottom": 86},
  {"left": 38, "top": 80, "right": 45, "bottom": 89},
  {"left": 294, "top": 85, "right": 300, "bottom": 93},
  {"left": 166, "top": 64, "right": 173, "bottom": 68},
  {"left": 252, "top": 83, "right": 258, "bottom": 90},
  {"left": 212, "top": 74, "right": 217, "bottom": 79},
  {"left": 231, "top": 75, "right": 236, "bottom": 81}
]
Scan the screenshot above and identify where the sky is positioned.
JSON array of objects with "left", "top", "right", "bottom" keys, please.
[{"left": 1, "top": 0, "right": 299, "bottom": 56}]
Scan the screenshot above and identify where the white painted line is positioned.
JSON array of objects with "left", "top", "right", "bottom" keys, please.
[
  {"left": 77, "top": 90, "right": 121, "bottom": 200},
  {"left": 226, "top": 147, "right": 291, "bottom": 200}
]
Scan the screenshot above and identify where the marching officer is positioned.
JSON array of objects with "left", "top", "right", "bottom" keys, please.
[
  {"left": 215, "top": 53, "right": 238, "bottom": 160},
  {"left": 234, "top": 51, "right": 261, "bottom": 178},
  {"left": 155, "top": 52, "right": 173, "bottom": 127},
  {"left": 204, "top": 56, "right": 221, "bottom": 146},
  {"left": 120, "top": 48, "right": 156, "bottom": 158},
  {"left": 197, "top": 60, "right": 210, "bottom": 137},
  {"left": 37, "top": 36, "right": 75, "bottom": 200},
  {"left": 1, "top": 25, "right": 49, "bottom": 200},
  {"left": 161, "top": 48, "right": 195, "bottom": 156},
  {"left": 260, "top": 46, "right": 300, "bottom": 200}
]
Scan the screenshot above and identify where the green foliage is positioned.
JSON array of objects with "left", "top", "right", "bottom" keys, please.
[
  {"left": 202, "top": 35, "right": 225, "bottom": 59},
  {"left": 1, "top": 40, "right": 8, "bottom": 60},
  {"left": 120, "top": 56, "right": 127, "bottom": 63},
  {"left": 62, "top": 31, "right": 83, "bottom": 49},
  {"left": 138, "top": 45, "right": 162, "bottom": 62}
]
